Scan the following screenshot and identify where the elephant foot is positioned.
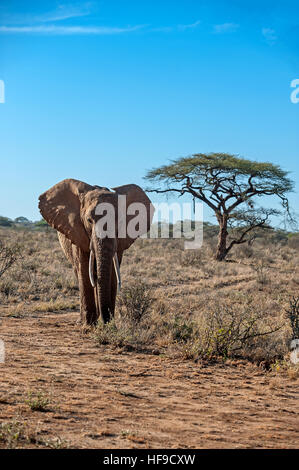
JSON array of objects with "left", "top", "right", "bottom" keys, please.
[
  {"left": 81, "top": 310, "right": 99, "bottom": 326},
  {"left": 100, "top": 307, "right": 114, "bottom": 324}
]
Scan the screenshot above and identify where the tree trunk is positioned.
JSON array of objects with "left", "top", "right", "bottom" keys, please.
[{"left": 215, "top": 215, "right": 228, "bottom": 261}]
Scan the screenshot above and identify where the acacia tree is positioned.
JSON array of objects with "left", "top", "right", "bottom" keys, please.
[{"left": 145, "top": 153, "right": 294, "bottom": 261}]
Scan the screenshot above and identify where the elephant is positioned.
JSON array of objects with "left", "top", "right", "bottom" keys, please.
[{"left": 38, "top": 179, "right": 154, "bottom": 325}]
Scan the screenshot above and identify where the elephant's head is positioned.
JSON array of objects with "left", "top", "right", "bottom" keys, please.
[{"left": 39, "top": 179, "right": 154, "bottom": 323}]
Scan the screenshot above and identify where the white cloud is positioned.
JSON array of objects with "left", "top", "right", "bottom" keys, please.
[
  {"left": 150, "top": 26, "right": 173, "bottom": 32},
  {"left": 36, "top": 2, "right": 94, "bottom": 22},
  {"left": 262, "top": 27, "right": 277, "bottom": 45},
  {"left": 0, "top": 25, "right": 144, "bottom": 35},
  {"left": 213, "top": 23, "right": 239, "bottom": 34},
  {"left": 0, "top": 2, "right": 95, "bottom": 25},
  {"left": 178, "top": 20, "right": 201, "bottom": 31},
  {"left": 151, "top": 20, "right": 201, "bottom": 33},
  {"left": 0, "top": 2, "right": 143, "bottom": 35}
]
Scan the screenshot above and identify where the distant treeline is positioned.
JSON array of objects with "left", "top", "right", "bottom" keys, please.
[
  {"left": 0, "top": 215, "right": 298, "bottom": 246},
  {"left": 154, "top": 220, "right": 298, "bottom": 245},
  {"left": 0, "top": 216, "right": 49, "bottom": 229}
]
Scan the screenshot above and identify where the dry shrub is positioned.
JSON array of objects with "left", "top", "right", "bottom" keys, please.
[
  {"left": 0, "top": 240, "right": 21, "bottom": 278},
  {"left": 94, "top": 318, "right": 130, "bottom": 347},
  {"left": 0, "top": 279, "right": 17, "bottom": 299},
  {"left": 252, "top": 259, "right": 270, "bottom": 285},
  {"left": 288, "top": 234, "right": 299, "bottom": 250},
  {"left": 118, "top": 281, "right": 153, "bottom": 324},
  {"left": 166, "top": 304, "right": 285, "bottom": 362},
  {"left": 94, "top": 282, "right": 289, "bottom": 363},
  {"left": 94, "top": 283, "right": 159, "bottom": 350},
  {"left": 169, "top": 315, "right": 195, "bottom": 343},
  {"left": 285, "top": 296, "right": 299, "bottom": 338},
  {"left": 94, "top": 316, "right": 156, "bottom": 350},
  {"left": 0, "top": 240, "right": 22, "bottom": 301},
  {"left": 180, "top": 250, "right": 203, "bottom": 267},
  {"left": 236, "top": 243, "right": 255, "bottom": 259}
]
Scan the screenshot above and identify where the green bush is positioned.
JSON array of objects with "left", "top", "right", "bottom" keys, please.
[{"left": 25, "top": 391, "right": 50, "bottom": 412}]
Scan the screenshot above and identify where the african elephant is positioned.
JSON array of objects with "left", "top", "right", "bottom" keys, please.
[{"left": 39, "top": 179, "right": 154, "bottom": 325}]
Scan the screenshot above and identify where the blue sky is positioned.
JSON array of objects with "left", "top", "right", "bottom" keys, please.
[{"left": 0, "top": 0, "right": 298, "bottom": 224}]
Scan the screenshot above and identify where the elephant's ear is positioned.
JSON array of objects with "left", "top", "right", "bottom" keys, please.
[
  {"left": 38, "top": 179, "right": 93, "bottom": 252},
  {"left": 112, "top": 184, "right": 154, "bottom": 252}
]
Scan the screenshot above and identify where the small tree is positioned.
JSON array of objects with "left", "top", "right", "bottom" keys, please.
[
  {"left": 14, "top": 216, "right": 31, "bottom": 226},
  {"left": 145, "top": 153, "right": 294, "bottom": 261}
]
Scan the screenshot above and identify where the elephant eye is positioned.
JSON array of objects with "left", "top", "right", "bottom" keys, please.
[{"left": 87, "top": 216, "right": 93, "bottom": 224}]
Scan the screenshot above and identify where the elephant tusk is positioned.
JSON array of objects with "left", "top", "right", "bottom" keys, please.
[
  {"left": 89, "top": 249, "right": 96, "bottom": 288},
  {"left": 113, "top": 253, "right": 121, "bottom": 292}
]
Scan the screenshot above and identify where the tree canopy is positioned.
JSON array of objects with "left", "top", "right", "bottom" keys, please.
[{"left": 145, "top": 153, "right": 294, "bottom": 260}]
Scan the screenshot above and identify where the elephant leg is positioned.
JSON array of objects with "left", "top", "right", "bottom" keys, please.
[
  {"left": 110, "top": 270, "right": 117, "bottom": 318},
  {"left": 77, "top": 249, "right": 98, "bottom": 325},
  {"left": 58, "top": 233, "right": 97, "bottom": 325}
]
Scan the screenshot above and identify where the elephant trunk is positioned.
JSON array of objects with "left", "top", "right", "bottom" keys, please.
[
  {"left": 89, "top": 247, "right": 120, "bottom": 292},
  {"left": 92, "top": 232, "right": 115, "bottom": 323}
]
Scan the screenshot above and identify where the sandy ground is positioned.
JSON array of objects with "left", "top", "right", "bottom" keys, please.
[{"left": 0, "top": 310, "right": 298, "bottom": 449}]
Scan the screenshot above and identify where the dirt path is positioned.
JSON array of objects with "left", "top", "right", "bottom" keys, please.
[{"left": 0, "top": 312, "right": 298, "bottom": 448}]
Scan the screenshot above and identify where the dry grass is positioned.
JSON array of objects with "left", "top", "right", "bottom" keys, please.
[
  {"left": 0, "top": 228, "right": 78, "bottom": 307},
  {"left": 0, "top": 226, "right": 298, "bottom": 364},
  {"left": 0, "top": 226, "right": 298, "bottom": 449}
]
